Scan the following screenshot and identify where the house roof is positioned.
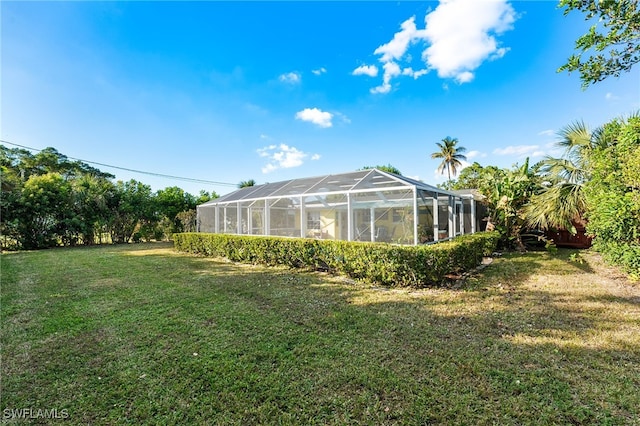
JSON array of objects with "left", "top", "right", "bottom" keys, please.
[{"left": 199, "top": 169, "right": 467, "bottom": 207}]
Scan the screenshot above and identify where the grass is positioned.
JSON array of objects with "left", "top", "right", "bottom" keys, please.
[{"left": 1, "top": 243, "right": 639, "bottom": 425}]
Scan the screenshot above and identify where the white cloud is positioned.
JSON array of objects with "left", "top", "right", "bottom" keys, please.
[
  {"left": 257, "top": 144, "right": 319, "bottom": 173},
  {"left": 493, "top": 145, "right": 542, "bottom": 157},
  {"left": 334, "top": 111, "right": 351, "bottom": 124},
  {"left": 354, "top": 0, "right": 516, "bottom": 93},
  {"left": 422, "top": 0, "right": 516, "bottom": 82},
  {"left": 455, "top": 71, "right": 475, "bottom": 84},
  {"left": 295, "top": 107, "right": 333, "bottom": 128},
  {"left": 312, "top": 67, "right": 327, "bottom": 75},
  {"left": 352, "top": 65, "right": 378, "bottom": 77},
  {"left": 605, "top": 92, "right": 620, "bottom": 101},
  {"left": 374, "top": 16, "right": 426, "bottom": 62},
  {"left": 371, "top": 62, "right": 401, "bottom": 94},
  {"left": 537, "top": 129, "right": 555, "bottom": 137},
  {"left": 402, "top": 67, "right": 429, "bottom": 79},
  {"left": 258, "top": 144, "right": 278, "bottom": 156},
  {"left": 279, "top": 72, "right": 301, "bottom": 84},
  {"left": 466, "top": 150, "right": 487, "bottom": 160}
]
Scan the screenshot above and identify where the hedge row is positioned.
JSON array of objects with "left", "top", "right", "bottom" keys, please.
[{"left": 173, "top": 231, "right": 499, "bottom": 287}]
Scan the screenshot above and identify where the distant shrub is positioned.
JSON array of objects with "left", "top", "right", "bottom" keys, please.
[{"left": 173, "top": 232, "right": 500, "bottom": 288}]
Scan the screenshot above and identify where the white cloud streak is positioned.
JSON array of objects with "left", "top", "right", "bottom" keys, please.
[
  {"left": 312, "top": 67, "right": 327, "bottom": 75},
  {"left": 605, "top": 92, "right": 620, "bottom": 101},
  {"left": 295, "top": 107, "right": 333, "bottom": 128},
  {"left": 537, "top": 129, "right": 555, "bottom": 137},
  {"left": 493, "top": 144, "right": 544, "bottom": 158}
]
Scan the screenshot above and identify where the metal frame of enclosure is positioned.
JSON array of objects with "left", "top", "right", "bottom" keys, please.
[{"left": 196, "top": 169, "right": 477, "bottom": 245}]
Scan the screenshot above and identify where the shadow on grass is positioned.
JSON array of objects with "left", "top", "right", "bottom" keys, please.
[{"left": 2, "top": 242, "right": 638, "bottom": 424}]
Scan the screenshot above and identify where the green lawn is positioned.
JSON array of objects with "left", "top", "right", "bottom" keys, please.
[{"left": 2, "top": 243, "right": 639, "bottom": 425}]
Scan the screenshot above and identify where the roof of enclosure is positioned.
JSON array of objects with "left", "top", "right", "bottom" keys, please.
[{"left": 199, "top": 169, "right": 466, "bottom": 206}]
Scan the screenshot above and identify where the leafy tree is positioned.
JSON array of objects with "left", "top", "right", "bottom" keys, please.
[
  {"left": 156, "top": 187, "right": 192, "bottom": 224},
  {"left": 431, "top": 137, "right": 467, "bottom": 185},
  {"left": 450, "top": 162, "right": 505, "bottom": 190},
  {"left": 359, "top": 164, "right": 403, "bottom": 175},
  {"left": 0, "top": 148, "right": 27, "bottom": 248},
  {"left": 196, "top": 190, "right": 218, "bottom": 205},
  {"left": 558, "top": 0, "right": 640, "bottom": 88},
  {"left": 107, "top": 180, "right": 156, "bottom": 243},
  {"left": 238, "top": 179, "right": 256, "bottom": 188},
  {"left": 69, "top": 175, "right": 115, "bottom": 244},
  {"left": 0, "top": 143, "right": 219, "bottom": 248},
  {"left": 582, "top": 113, "right": 640, "bottom": 276},
  {"left": 17, "top": 173, "right": 72, "bottom": 249},
  {"left": 16, "top": 147, "right": 114, "bottom": 180}
]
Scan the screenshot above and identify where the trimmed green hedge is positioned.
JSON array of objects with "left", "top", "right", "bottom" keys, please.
[{"left": 173, "top": 231, "right": 499, "bottom": 288}]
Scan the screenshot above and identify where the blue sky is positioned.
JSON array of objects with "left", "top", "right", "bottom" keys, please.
[{"left": 2, "top": 1, "right": 639, "bottom": 196}]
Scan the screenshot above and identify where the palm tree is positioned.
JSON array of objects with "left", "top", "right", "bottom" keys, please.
[
  {"left": 431, "top": 137, "right": 467, "bottom": 185},
  {"left": 524, "top": 121, "right": 598, "bottom": 233},
  {"left": 238, "top": 179, "right": 256, "bottom": 189}
]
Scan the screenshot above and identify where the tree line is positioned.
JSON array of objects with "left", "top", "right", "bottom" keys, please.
[{"left": 0, "top": 146, "right": 217, "bottom": 250}]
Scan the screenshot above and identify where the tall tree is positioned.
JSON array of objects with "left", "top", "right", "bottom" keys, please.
[
  {"left": 558, "top": 0, "right": 640, "bottom": 88},
  {"left": 107, "top": 180, "right": 156, "bottom": 244},
  {"left": 238, "top": 179, "right": 256, "bottom": 188},
  {"left": 69, "top": 175, "right": 115, "bottom": 245},
  {"left": 431, "top": 137, "right": 467, "bottom": 185}
]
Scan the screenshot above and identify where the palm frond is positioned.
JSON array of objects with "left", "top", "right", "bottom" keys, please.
[{"left": 524, "top": 182, "right": 586, "bottom": 232}]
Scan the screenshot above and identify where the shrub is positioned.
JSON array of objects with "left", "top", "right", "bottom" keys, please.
[
  {"left": 594, "top": 241, "right": 640, "bottom": 281},
  {"left": 173, "top": 231, "right": 500, "bottom": 288}
]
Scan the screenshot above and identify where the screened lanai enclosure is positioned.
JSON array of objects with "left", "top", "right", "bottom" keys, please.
[{"left": 197, "top": 169, "right": 479, "bottom": 246}]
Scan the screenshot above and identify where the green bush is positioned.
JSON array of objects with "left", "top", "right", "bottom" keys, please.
[
  {"left": 594, "top": 241, "right": 640, "bottom": 281},
  {"left": 173, "top": 231, "right": 500, "bottom": 288}
]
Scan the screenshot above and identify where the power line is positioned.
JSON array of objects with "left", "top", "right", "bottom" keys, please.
[{"left": 0, "top": 140, "right": 238, "bottom": 187}]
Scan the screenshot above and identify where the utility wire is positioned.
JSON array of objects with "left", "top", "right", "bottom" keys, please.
[{"left": 0, "top": 140, "right": 238, "bottom": 187}]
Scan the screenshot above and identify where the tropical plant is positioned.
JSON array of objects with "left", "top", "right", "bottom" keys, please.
[
  {"left": 524, "top": 120, "right": 598, "bottom": 233},
  {"left": 472, "top": 158, "right": 541, "bottom": 250},
  {"left": 239, "top": 179, "right": 256, "bottom": 188},
  {"left": 431, "top": 137, "right": 467, "bottom": 185}
]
